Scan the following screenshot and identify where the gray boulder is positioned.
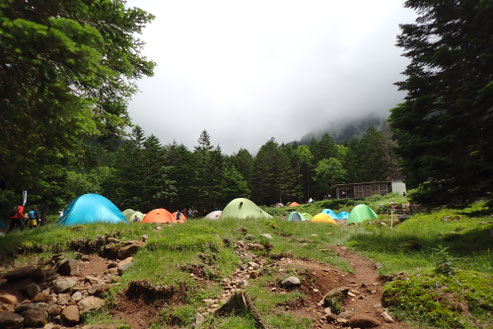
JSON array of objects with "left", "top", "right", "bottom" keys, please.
[
  {"left": 280, "top": 276, "right": 301, "bottom": 288},
  {"left": 23, "top": 282, "right": 41, "bottom": 299},
  {"left": 5, "top": 266, "right": 35, "bottom": 281},
  {"left": 57, "top": 259, "right": 80, "bottom": 276},
  {"left": 347, "top": 315, "right": 381, "bottom": 328},
  {"left": 52, "top": 278, "right": 77, "bottom": 293},
  {"left": 78, "top": 296, "right": 104, "bottom": 314}
]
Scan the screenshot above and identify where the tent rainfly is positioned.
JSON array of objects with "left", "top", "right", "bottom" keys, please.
[
  {"left": 311, "top": 213, "right": 337, "bottom": 225},
  {"left": 141, "top": 208, "right": 175, "bottom": 224},
  {"left": 347, "top": 204, "right": 378, "bottom": 224},
  {"left": 220, "top": 198, "right": 272, "bottom": 219}
]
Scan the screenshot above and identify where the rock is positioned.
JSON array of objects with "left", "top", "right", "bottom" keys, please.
[
  {"left": 247, "top": 262, "right": 260, "bottom": 269},
  {"left": 78, "top": 296, "right": 104, "bottom": 314},
  {"left": 32, "top": 291, "right": 51, "bottom": 303},
  {"left": 31, "top": 267, "right": 58, "bottom": 282},
  {"left": 71, "top": 291, "right": 83, "bottom": 302},
  {"left": 280, "top": 276, "right": 301, "bottom": 288},
  {"left": 141, "top": 234, "right": 148, "bottom": 242},
  {"left": 57, "top": 293, "right": 71, "bottom": 306},
  {"left": 324, "top": 307, "right": 332, "bottom": 315},
  {"left": 244, "top": 234, "right": 254, "bottom": 240},
  {"left": 381, "top": 310, "right": 394, "bottom": 323},
  {"left": 336, "top": 318, "right": 348, "bottom": 324},
  {"left": 14, "top": 302, "right": 48, "bottom": 314},
  {"left": 47, "top": 304, "right": 62, "bottom": 317},
  {"left": 246, "top": 243, "right": 264, "bottom": 251},
  {"left": 234, "top": 227, "right": 247, "bottom": 233},
  {"left": 0, "top": 293, "right": 18, "bottom": 306},
  {"left": 52, "top": 278, "right": 77, "bottom": 293},
  {"left": 154, "top": 226, "right": 162, "bottom": 231},
  {"left": 338, "top": 310, "right": 354, "bottom": 318},
  {"left": 0, "top": 311, "right": 24, "bottom": 329},
  {"left": 117, "top": 241, "right": 145, "bottom": 259},
  {"left": 311, "top": 234, "right": 319, "bottom": 237},
  {"left": 21, "top": 308, "right": 48, "bottom": 328},
  {"left": 85, "top": 276, "right": 101, "bottom": 285},
  {"left": 347, "top": 315, "right": 381, "bottom": 328},
  {"left": 5, "top": 266, "right": 35, "bottom": 281},
  {"left": 260, "top": 233, "right": 273, "bottom": 240},
  {"left": 107, "top": 237, "right": 120, "bottom": 244},
  {"left": 88, "top": 284, "right": 113, "bottom": 296},
  {"left": 117, "top": 257, "right": 133, "bottom": 268},
  {"left": 81, "top": 255, "right": 91, "bottom": 262},
  {"left": 195, "top": 311, "right": 205, "bottom": 328},
  {"left": 61, "top": 305, "right": 80, "bottom": 324},
  {"left": 23, "top": 282, "right": 41, "bottom": 299},
  {"left": 57, "top": 260, "right": 80, "bottom": 276},
  {"left": 117, "top": 262, "right": 133, "bottom": 275}
]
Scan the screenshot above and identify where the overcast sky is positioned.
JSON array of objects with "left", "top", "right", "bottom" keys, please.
[{"left": 125, "top": 0, "right": 416, "bottom": 154}]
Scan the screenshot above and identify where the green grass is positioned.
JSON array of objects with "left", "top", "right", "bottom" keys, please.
[{"left": 1, "top": 196, "right": 492, "bottom": 329}]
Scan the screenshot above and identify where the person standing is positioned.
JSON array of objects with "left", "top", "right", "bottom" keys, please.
[
  {"left": 8, "top": 205, "right": 26, "bottom": 233},
  {"left": 27, "top": 206, "right": 40, "bottom": 228}
]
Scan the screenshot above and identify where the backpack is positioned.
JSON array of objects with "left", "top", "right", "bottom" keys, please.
[
  {"left": 28, "top": 210, "right": 35, "bottom": 219},
  {"left": 8, "top": 206, "right": 17, "bottom": 217}
]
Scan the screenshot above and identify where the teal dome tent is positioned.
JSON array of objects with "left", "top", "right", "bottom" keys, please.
[
  {"left": 57, "top": 194, "right": 128, "bottom": 226},
  {"left": 347, "top": 204, "right": 378, "bottom": 224}
]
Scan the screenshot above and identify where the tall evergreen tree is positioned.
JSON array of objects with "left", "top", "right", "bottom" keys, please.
[
  {"left": 0, "top": 0, "right": 154, "bottom": 214},
  {"left": 389, "top": 0, "right": 493, "bottom": 206}
]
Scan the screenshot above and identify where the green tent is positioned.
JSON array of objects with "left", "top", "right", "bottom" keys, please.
[
  {"left": 128, "top": 210, "right": 145, "bottom": 222},
  {"left": 302, "top": 213, "right": 313, "bottom": 220},
  {"left": 123, "top": 209, "right": 135, "bottom": 219},
  {"left": 286, "top": 211, "right": 305, "bottom": 221},
  {"left": 347, "top": 204, "right": 378, "bottom": 224},
  {"left": 220, "top": 198, "right": 272, "bottom": 219}
]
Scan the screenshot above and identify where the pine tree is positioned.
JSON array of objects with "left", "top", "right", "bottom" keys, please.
[{"left": 389, "top": 0, "right": 493, "bottom": 206}]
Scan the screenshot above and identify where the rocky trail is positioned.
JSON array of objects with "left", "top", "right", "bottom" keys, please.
[{"left": 0, "top": 231, "right": 411, "bottom": 329}]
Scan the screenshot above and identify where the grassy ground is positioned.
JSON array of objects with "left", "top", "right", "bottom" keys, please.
[{"left": 0, "top": 196, "right": 492, "bottom": 328}]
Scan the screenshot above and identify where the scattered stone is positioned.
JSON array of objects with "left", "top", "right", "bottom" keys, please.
[
  {"left": 23, "top": 282, "right": 41, "bottom": 299},
  {"left": 324, "top": 307, "right": 332, "bottom": 315},
  {"left": 247, "top": 262, "right": 260, "bottom": 269},
  {"left": 311, "top": 234, "right": 319, "bottom": 237},
  {"left": 57, "top": 260, "right": 80, "bottom": 276},
  {"left": 57, "top": 293, "right": 71, "bottom": 306},
  {"left": 280, "top": 276, "right": 301, "bottom": 289},
  {"left": 244, "top": 234, "right": 254, "bottom": 240},
  {"left": 117, "top": 257, "right": 133, "bottom": 268},
  {"left": 0, "top": 293, "right": 18, "bottom": 306},
  {"left": 336, "top": 318, "right": 348, "bottom": 324},
  {"left": 5, "top": 266, "right": 35, "bottom": 281},
  {"left": 61, "top": 305, "right": 80, "bottom": 324},
  {"left": 347, "top": 315, "right": 381, "bottom": 328},
  {"left": 21, "top": 307, "right": 48, "bottom": 328},
  {"left": 234, "top": 227, "right": 247, "bottom": 233},
  {"left": 117, "top": 262, "right": 134, "bottom": 275},
  {"left": 154, "top": 226, "right": 162, "bottom": 231},
  {"left": 236, "top": 240, "right": 245, "bottom": 248},
  {"left": 47, "top": 304, "right": 62, "bottom": 317},
  {"left": 88, "top": 284, "right": 113, "bottom": 296},
  {"left": 338, "top": 310, "right": 354, "bottom": 319},
  {"left": 52, "top": 278, "right": 77, "bottom": 293},
  {"left": 0, "top": 311, "right": 24, "bottom": 329},
  {"left": 246, "top": 243, "right": 264, "bottom": 251},
  {"left": 71, "top": 291, "right": 83, "bottom": 302},
  {"left": 85, "top": 276, "right": 100, "bottom": 285},
  {"left": 381, "top": 310, "right": 394, "bottom": 323},
  {"left": 117, "top": 241, "right": 145, "bottom": 259},
  {"left": 195, "top": 311, "right": 205, "bottom": 328},
  {"left": 260, "top": 233, "right": 273, "bottom": 240},
  {"left": 78, "top": 296, "right": 104, "bottom": 314},
  {"left": 141, "top": 234, "right": 148, "bottom": 242},
  {"left": 81, "top": 255, "right": 91, "bottom": 262},
  {"left": 32, "top": 291, "right": 50, "bottom": 303},
  {"left": 249, "top": 271, "right": 259, "bottom": 279},
  {"left": 107, "top": 237, "right": 120, "bottom": 244},
  {"left": 313, "top": 288, "right": 319, "bottom": 293},
  {"left": 347, "top": 291, "right": 356, "bottom": 297}
]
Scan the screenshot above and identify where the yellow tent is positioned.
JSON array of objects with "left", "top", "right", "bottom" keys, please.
[{"left": 311, "top": 213, "right": 337, "bottom": 225}]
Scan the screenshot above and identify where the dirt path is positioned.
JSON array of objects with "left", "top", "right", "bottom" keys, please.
[{"left": 313, "top": 246, "right": 410, "bottom": 329}]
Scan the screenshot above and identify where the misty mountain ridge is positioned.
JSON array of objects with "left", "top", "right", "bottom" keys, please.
[{"left": 292, "top": 113, "right": 385, "bottom": 145}]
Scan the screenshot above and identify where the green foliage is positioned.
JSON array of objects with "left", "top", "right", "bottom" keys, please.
[
  {"left": 0, "top": 0, "right": 155, "bottom": 214},
  {"left": 383, "top": 270, "right": 493, "bottom": 328},
  {"left": 389, "top": 0, "right": 493, "bottom": 207},
  {"left": 170, "top": 305, "right": 196, "bottom": 326},
  {"left": 313, "top": 158, "right": 346, "bottom": 197}
]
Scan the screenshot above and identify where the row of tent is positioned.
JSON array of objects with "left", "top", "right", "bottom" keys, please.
[
  {"left": 286, "top": 204, "right": 378, "bottom": 225},
  {"left": 56, "top": 194, "right": 377, "bottom": 226}
]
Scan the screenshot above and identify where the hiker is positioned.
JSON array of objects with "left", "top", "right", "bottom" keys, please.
[
  {"left": 133, "top": 215, "right": 139, "bottom": 222},
  {"left": 176, "top": 210, "right": 182, "bottom": 220},
  {"left": 27, "top": 206, "right": 40, "bottom": 229},
  {"left": 8, "top": 205, "right": 26, "bottom": 233},
  {"left": 402, "top": 190, "right": 407, "bottom": 197}
]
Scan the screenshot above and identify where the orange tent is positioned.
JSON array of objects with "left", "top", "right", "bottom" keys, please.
[
  {"left": 172, "top": 211, "right": 187, "bottom": 222},
  {"left": 289, "top": 202, "right": 300, "bottom": 207},
  {"left": 141, "top": 208, "right": 175, "bottom": 224}
]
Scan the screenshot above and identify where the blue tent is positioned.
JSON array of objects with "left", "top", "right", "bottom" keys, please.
[
  {"left": 57, "top": 194, "right": 127, "bottom": 226},
  {"left": 321, "top": 209, "right": 349, "bottom": 220}
]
